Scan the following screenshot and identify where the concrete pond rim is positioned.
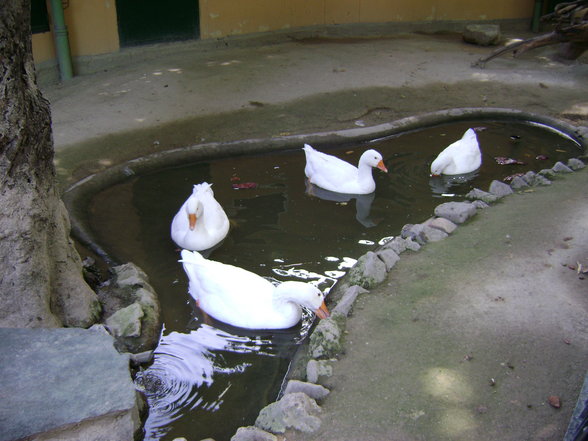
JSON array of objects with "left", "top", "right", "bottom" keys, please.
[{"left": 61, "top": 106, "right": 587, "bottom": 266}]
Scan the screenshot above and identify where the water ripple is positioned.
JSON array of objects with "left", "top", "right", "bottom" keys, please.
[{"left": 135, "top": 324, "right": 277, "bottom": 440}]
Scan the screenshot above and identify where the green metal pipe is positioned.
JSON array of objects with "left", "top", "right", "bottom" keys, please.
[{"left": 49, "top": 0, "right": 73, "bottom": 81}]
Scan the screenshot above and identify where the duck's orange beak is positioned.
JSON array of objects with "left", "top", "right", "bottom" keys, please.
[
  {"left": 315, "top": 301, "right": 330, "bottom": 320},
  {"left": 377, "top": 160, "right": 388, "bottom": 173},
  {"left": 188, "top": 213, "right": 197, "bottom": 230}
]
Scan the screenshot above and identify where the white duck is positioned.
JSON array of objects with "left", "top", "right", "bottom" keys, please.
[
  {"left": 171, "top": 183, "right": 230, "bottom": 251},
  {"left": 303, "top": 144, "right": 388, "bottom": 194},
  {"left": 179, "top": 250, "right": 330, "bottom": 330},
  {"left": 430, "top": 128, "right": 482, "bottom": 176}
]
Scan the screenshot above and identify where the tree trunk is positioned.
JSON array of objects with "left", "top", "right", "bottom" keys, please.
[{"left": 0, "top": 0, "right": 100, "bottom": 327}]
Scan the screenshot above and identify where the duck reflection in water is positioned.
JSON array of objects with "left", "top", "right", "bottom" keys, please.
[
  {"left": 135, "top": 324, "right": 285, "bottom": 440},
  {"left": 305, "top": 180, "right": 379, "bottom": 228},
  {"left": 428, "top": 170, "right": 479, "bottom": 196}
]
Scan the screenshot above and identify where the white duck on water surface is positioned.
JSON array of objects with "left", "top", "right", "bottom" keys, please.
[
  {"left": 303, "top": 144, "right": 388, "bottom": 194},
  {"left": 430, "top": 128, "right": 482, "bottom": 176},
  {"left": 179, "top": 250, "right": 330, "bottom": 330},
  {"left": 171, "top": 182, "right": 230, "bottom": 251}
]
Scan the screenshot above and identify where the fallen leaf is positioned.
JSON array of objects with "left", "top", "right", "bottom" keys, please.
[
  {"left": 548, "top": 396, "right": 561, "bottom": 409},
  {"left": 503, "top": 173, "right": 525, "bottom": 182},
  {"left": 495, "top": 156, "right": 526, "bottom": 165},
  {"left": 232, "top": 182, "right": 258, "bottom": 190},
  {"left": 536, "top": 154, "right": 549, "bottom": 160}
]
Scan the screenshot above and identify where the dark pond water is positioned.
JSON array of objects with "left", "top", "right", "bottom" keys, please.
[{"left": 85, "top": 120, "right": 581, "bottom": 441}]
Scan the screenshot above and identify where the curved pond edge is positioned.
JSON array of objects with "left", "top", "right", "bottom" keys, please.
[{"left": 62, "top": 106, "right": 587, "bottom": 264}]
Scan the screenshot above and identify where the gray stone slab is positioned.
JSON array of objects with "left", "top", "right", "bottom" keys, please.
[{"left": 0, "top": 328, "right": 138, "bottom": 441}]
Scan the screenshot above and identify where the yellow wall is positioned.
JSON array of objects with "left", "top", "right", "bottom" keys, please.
[
  {"left": 33, "top": 0, "right": 119, "bottom": 64},
  {"left": 33, "top": 0, "right": 534, "bottom": 64},
  {"left": 199, "top": 0, "right": 536, "bottom": 38}
]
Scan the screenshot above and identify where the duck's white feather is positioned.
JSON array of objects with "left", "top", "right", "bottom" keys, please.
[
  {"left": 430, "top": 128, "right": 482, "bottom": 176},
  {"left": 171, "top": 183, "right": 229, "bottom": 251},
  {"left": 303, "top": 144, "right": 387, "bottom": 194},
  {"left": 180, "top": 250, "right": 329, "bottom": 329}
]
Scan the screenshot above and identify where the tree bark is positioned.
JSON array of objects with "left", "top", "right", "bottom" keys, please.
[{"left": 0, "top": 0, "right": 100, "bottom": 327}]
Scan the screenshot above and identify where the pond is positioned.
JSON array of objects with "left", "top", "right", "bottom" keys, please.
[{"left": 81, "top": 119, "right": 581, "bottom": 440}]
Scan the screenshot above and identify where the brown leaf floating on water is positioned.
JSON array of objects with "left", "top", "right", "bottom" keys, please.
[
  {"left": 503, "top": 172, "right": 525, "bottom": 182},
  {"left": 232, "top": 182, "right": 258, "bottom": 190},
  {"left": 495, "top": 156, "right": 526, "bottom": 165}
]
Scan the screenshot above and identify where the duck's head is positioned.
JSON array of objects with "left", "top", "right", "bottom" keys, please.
[
  {"left": 361, "top": 149, "right": 388, "bottom": 173},
  {"left": 185, "top": 196, "right": 204, "bottom": 230},
  {"left": 279, "top": 282, "right": 330, "bottom": 320}
]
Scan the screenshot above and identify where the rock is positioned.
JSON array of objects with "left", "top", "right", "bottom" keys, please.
[
  {"left": 422, "top": 224, "right": 449, "bottom": 242},
  {"left": 510, "top": 175, "right": 530, "bottom": 190},
  {"left": 489, "top": 180, "right": 514, "bottom": 198},
  {"left": 381, "top": 236, "right": 408, "bottom": 254},
  {"left": 523, "top": 171, "right": 551, "bottom": 186},
  {"left": 425, "top": 217, "right": 458, "bottom": 234},
  {"left": 231, "top": 426, "right": 277, "bottom": 441},
  {"left": 255, "top": 392, "right": 321, "bottom": 434},
  {"left": 0, "top": 328, "right": 141, "bottom": 441},
  {"left": 434, "top": 202, "right": 477, "bottom": 224},
  {"left": 472, "top": 200, "right": 490, "bottom": 209},
  {"left": 552, "top": 161, "right": 574, "bottom": 173},
  {"left": 466, "top": 188, "right": 499, "bottom": 204},
  {"left": 568, "top": 158, "right": 585, "bottom": 170},
  {"left": 345, "top": 251, "right": 387, "bottom": 289},
  {"left": 105, "top": 302, "right": 144, "bottom": 338},
  {"left": 306, "top": 359, "right": 333, "bottom": 383},
  {"left": 463, "top": 24, "right": 501, "bottom": 46},
  {"left": 129, "top": 350, "right": 154, "bottom": 367},
  {"left": 97, "top": 262, "right": 162, "bottom": 353},
  {"left": 401, "top": 223, "right": 448, "bottom": 244},
  {"left": 375, "top": 248, "right": 400, "bottom": 271},
  {"left": 332, "top": 285, "right": 368, "bottom": 317},
  {"left": 405, "top": 238, "right": 422, "bottom": 251},
  {"left": 538, "top": 168, "right": 557, "bottom": 179},
  {"left": 88, "top": 323, "right": 111, "bottom": 335},
  {"left": 284, "top": 380, "right": 330, "bottom": 400},
  {"left": 309, "top": 317, "right": 342, "bottom": 359}
]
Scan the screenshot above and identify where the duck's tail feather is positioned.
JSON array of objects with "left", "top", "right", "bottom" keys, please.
[
  {"left": 179, "top": 249, "right": 205, "bottom": 265},
  {"left": 192, "top": 181, "right": 213, "bottom": 195},
  {"left": 462, "top": 128, "right": 478, "bottom": 143}
]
